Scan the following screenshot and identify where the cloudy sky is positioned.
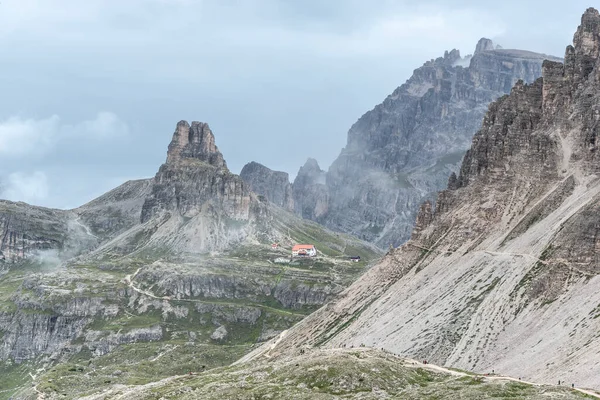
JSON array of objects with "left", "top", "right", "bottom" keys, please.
[{"left": 0, "top": 0, "right": 592, "bottom": 209}]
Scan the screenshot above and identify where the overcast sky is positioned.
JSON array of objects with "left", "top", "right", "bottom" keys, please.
[{"left": 0, "top": 0, "right": 592, "bottom": 209}]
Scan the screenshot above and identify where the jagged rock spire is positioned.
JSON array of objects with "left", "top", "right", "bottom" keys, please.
[
  {"left": 573, "top": 8, "right": 600, "bottom": 57},
  {"left": 443, "top": 49, "right": 461, "bottom": 65},
  {"left": 166, "top": 120, "right": 226, "bottom": 168},
  {"left": 564, "top": 7, "right": 600, "bottom": 81}
]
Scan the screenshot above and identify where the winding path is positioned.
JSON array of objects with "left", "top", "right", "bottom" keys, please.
[{"left": 402, "top": 357, "right": 600, "bottom": 399}]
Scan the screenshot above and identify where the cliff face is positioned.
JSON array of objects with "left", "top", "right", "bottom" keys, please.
[
  {"left": 292, "top": 158, "right": 329, "bottom": 221},
  {"left": 294, "top": 39, "right": 561, "bottom": 248},
  {"left": 142, "top": 121, "right": 252, "bottom": 223},
  {"left": 0, "top": 202, "right": 99, "bottom": 265},
  {"left": 76, "top": 178, "right": 154, "bottom": 241},
  {"left": 138, "top": 121, "right": 262, "bottom": 254},
  {"left": 251, "top": 9, "right": 600, "bottom": 390},
  {"left": 240, "top": 162, "right": 294, "bottom": 212}
]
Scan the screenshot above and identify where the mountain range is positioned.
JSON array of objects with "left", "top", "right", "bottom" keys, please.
[{"left": 3, "top": 7, "right": 600, "bottom": 400}]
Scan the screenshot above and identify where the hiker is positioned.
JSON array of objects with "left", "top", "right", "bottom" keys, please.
[
  {"left": 558, "top": 380, "right": 561, "bottom": 385},
  {"left": 572, "top": 383, "right": 575, "bottom": 388}
]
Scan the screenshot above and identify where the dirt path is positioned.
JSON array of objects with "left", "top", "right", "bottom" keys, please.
[
  {"left": 149, "top": 345, "right": 180, "bottom": 362},
  {"left": 403, "top": 358, "right": 600, "bottom": 399},
  {"left": 264, "top": 330, "right": 288, "bottom": 359},
  {"left": 28, "top": 372, "right": 46, "bottom": 400},
  {"left": 74, "top": 216, "right": 99, "bottom": 240}
]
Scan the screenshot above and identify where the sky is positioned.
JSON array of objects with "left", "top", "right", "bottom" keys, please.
[{"left": 0, "top": 0, "right": 593, "bottom": 209}]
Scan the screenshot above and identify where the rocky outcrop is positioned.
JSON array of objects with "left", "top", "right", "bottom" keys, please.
[
  {"left": 165, "top": 120, "right": 226, "bottom": 167},
  {"left": 137, "top": 121, "right": 265, "bottom": 254},
  {"left": 255, "top": 9, "right": 600, "bottom": 390},
  {"left": 292, "top": 158, "right": 328, "bottom": 221},
  {"left": 240, "top": 162, "right": 294, "bottom": 212},
  {"left": 0, "top": 202, "right": 98, "bottom": 264},
  {"left": 0, "top": 178, "right": 153, "bottom": 265},
  {"left": 293, "top": 38, "right": 561, "bottom": 248},
  {"left": 76, "top": 178, "right": 154, "bottom": 240},
  {"left": 142, "top": 121, "right": 251, "bottom": 223}
]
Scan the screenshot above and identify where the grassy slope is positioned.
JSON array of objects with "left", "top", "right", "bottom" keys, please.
[
  {"left": 63, "top": 349, "right": 591, "bottom": 400},
  {"left": 0, "top": 230, "right": 381, "bottom": 399}
]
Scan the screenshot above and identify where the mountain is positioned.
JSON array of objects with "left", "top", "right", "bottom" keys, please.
[
  {"left": 293, "top": 38, "right": 562, "bottom": 248},
  {"left": 240, "top": 161, "right": 294, "bottom": 212},
  {"left": 248, "top": 9, "right": 600, "bottom": 390},
  {"left": 0, "top": 179, "right": 153, "bottom": 268},
  {"left": 0, "top": 121, "right": 381, "bottom": 400}
]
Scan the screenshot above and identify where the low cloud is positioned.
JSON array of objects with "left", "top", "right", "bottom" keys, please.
[
  {"left": 0, "top": 112, "right": 129, "bottom": 158},
  {"left": 0, "top": 115, "right": 60, "bottom": 157},
  {"left": 1, "top": 171, "right": 49, "bottom": 204}
]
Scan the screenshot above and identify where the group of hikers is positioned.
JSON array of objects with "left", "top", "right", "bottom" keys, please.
[{"left": 558, "top": 380, "right": 575, "bottom": 388}]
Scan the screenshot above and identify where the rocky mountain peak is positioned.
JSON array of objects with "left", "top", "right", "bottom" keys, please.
[
  {"left": 240, "top": 161, "right": 294, "bottom": 211},
  {"left": 293, "top": 158, "right": 328, "bottom": 220},
  {"left": 141, "top": 121, "right": 254, "bottom": 232},
  {"left": 563, "top": 7, "right": 600, "bottom": 81},
  {"left": 166, "top": 120, "right": 226, "bottom": 168},
  {"left": 474, "top": 37, "right": 495, "bottom": 54},
  {"left": 301, "top": 158, "right": 323, "bottom": 174},
  {"left": 574, "top": 8, "right": 600, "bottom": 55}
]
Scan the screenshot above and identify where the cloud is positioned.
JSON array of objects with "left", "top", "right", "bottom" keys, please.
[
  {"left": 1, "top": 171, "right": 49, "bottom": 204},
  {"left": 0, "top": 112, "right": 129, "bottom": 157},
  {"left": 67, "top": 112, "right": 130, "bottom": 140},
  {"left": 0, "top": 115, "right": 60, "bottom": 157}
]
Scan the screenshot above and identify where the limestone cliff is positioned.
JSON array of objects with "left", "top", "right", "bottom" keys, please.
[
  {"left": 0, "top": 202, "right": 97, "bottom": 265},
  {"left": 137, "top": 121, "right": 264, "bottom": 254},
  {"left": 248, "top": 9, "right": 600, "bottom": 390},
  {"left": 240, "top": 161, "right": 294, "bottom": 212},
  {"left": 76, "top": 178, "right": 154, "bottom": 240},
  {"left": 294, "top": 39, "right": 561, "bottom": 248},
  {"left": 292, "top": 158, "right": 328, "bottom": 221}
]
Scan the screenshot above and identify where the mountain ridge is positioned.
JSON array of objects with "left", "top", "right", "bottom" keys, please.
[{"left": 292, "top": 37, "right": 562, "bottom": 248}]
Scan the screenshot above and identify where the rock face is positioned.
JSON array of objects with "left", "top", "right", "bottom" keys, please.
[
  {"left": 240, "top": 162, "right": 294, "bottom": 212},
  {"left": 165, "top": 120, "right": 225, "bottom": 167},
  {"left": 76, "top": 178, "right": 154, "bottom": 240},
  {"left": 252, "top": 9, "right": 600, "bottom": 390},
  {"left": 292, "top": 158, "right": 328, "bottom": 221},
  {"left": 139, "top": 121, "right": 262, "bottom": 253},
  {"left": 293, "top": 38, "right": 561, "bottom": 248},
  {"left": 0, "top": 202, "right": 99, "bottom": 265}
]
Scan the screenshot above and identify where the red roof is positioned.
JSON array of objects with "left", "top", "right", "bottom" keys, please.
[{"left": 292, "top": 244, "right": 315, "bottom": 251}]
